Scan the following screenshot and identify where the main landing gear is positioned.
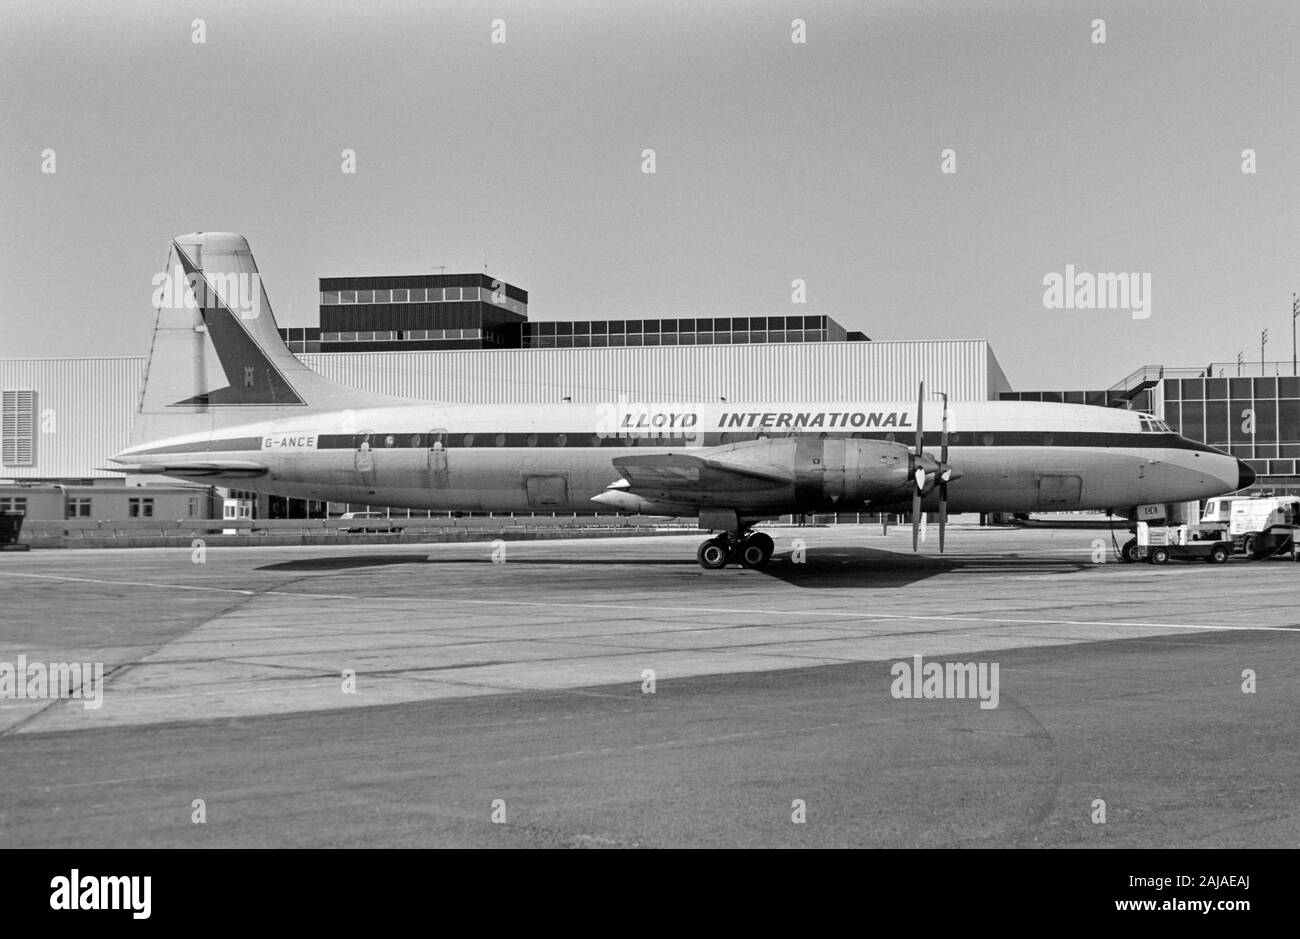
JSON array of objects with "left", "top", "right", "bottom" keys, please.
[{"left": 696, "top": 531, "right": 775, "bottom": 570}]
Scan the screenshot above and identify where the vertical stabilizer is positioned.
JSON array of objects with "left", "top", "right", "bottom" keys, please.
[{"left": 132, "top": 232, "right": 408, "bottom": 445}]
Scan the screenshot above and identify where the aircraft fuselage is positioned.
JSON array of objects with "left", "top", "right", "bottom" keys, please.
[{"left": 115, "top": 398, "right": 1249, "bottom": 517}]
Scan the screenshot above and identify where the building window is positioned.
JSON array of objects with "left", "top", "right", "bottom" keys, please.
[
  {"left": 0, "top": 496, "right": 27, "bottom": 515},
  {"left": 321, "top": 291, "right": 339, "bottom": 304},
  {"left": 2, "top": 390, "right": 36, "bottom": 466},
  {"left": 128, "top": 497, "right": 155, "bottom": 518},
  {"left": 65, "top": 497, "right": 92, "bottom": 518}
]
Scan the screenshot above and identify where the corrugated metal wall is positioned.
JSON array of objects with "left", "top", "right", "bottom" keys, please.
[
  {"left": 0, "top": 358, "right": 144, "bottom": 478},
  {"left": 300, "top": 340, "right": 1005, "bottom": 404},
  {"left": 2, "top": 340, "right": 1008, "bottom": 478}
]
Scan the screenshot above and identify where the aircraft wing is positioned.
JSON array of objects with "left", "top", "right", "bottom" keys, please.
[
  {"left": 101, "top": 461, "right": 269, "bottom": 478},
  {"left": 611, "top": 450, "right": 793, "bottom": 491}
]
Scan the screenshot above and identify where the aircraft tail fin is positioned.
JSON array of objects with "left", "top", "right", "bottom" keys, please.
[{"left": 132, "top": 232, "right": 406, "bottom": 445}]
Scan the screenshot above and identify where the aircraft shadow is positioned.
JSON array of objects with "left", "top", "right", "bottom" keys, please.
[
  {"left": 259, "top": 554, "right": 439, "bottom": 571},
  {"left": 760, "top": 548, "right": 1093, "bottom": 588},
  {"left": 256, "top": 549, "right": 1092, "bottom": 584},
  {"left": 258, "top": 554, "right": 699, "bottom": 571}
]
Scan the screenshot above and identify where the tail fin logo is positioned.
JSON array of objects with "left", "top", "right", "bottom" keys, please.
[{"left": 168, "top": 242, "right": 306, "bottom": 408}]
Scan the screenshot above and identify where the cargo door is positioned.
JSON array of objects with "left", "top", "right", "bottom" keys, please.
[
  {"left": 524, "top": 475, "right": 568, "bottom": 508},
  {"left": 1036, "top": 473, "right": 1083, "bottom": 507}
]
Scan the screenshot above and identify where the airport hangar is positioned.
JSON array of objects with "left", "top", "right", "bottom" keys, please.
[{"left": 1, "top": 270, "right": 1297, "bottom": 522}]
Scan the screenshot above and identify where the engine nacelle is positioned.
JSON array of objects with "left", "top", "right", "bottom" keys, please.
[
  {"left": 702, "top": 436, "right": 919, "bottom": 510},
  {"left": 793, "top": 436, "right": 916, "bottom": 508}
]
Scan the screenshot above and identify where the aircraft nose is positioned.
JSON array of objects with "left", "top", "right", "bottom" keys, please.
[{"left": 1236, "top": 460, "right": 1256, "bottom": 491}]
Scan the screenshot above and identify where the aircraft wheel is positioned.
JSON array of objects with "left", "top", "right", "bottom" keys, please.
[
  {"left": 1208, "top": 545, "right": 1230, "bottom": 564},
  {"left": 697, "top": 538, "right": 730, "bottom": 570},
  {"left": 737, "top": 532, "right": 774, "bottom": 569},
  {"left": 1120, "top": 538, "right": 1139, "bottom": 563},
  {"left": 1149, "top": 547, "right": 1170, "bottom": 565}
]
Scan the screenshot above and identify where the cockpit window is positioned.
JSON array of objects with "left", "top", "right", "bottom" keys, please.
[{"left": 1138, "top": 414, "right": 1172, "bottom": 433}]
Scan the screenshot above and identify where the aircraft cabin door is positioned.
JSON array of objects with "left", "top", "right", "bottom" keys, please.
[
  {"left": 354, "top": 431, "right": 377, "bottom": 486},
  {"left": 428, "top": 429, "right": 449, "bottom": 488}
]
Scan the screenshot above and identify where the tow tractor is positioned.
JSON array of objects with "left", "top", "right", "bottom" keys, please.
[{"left": 1132, "top": 521, "right": 1232, "bottom": 564}]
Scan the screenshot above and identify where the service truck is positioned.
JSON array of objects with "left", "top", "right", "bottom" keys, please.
[
  {"left": 1227, "top": 497, "right": 1300, "bottom": 557},
  {"left": 1121, "top": 495, "right": 1300, "bottom": 562}
]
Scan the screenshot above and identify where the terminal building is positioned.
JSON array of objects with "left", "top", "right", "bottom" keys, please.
[
  {"left": 278, "top": 272, "right": 867, "bottom": 354},
  {"left": 3, "top": 267, "right": 1297, "bottom": 519}
]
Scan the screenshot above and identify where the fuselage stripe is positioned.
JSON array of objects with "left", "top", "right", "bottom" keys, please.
[{"left": 128, "top": 431, "right": 1226, "bottom": 456}]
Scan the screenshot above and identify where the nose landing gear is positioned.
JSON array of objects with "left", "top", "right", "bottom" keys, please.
[{"left": 696, "top": 530, "right": 775, "bottom": 570}]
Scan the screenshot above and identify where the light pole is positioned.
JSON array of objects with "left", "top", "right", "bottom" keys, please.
[
  {"left": 1261, "top": 329, "right": 1269, "bottom": 375},
  {"left": 1292, "top": 293, "right": 1297, "bottom": 377},
  {"left": 1237, "top": 351, "right": 1244, "bottom": 376}
]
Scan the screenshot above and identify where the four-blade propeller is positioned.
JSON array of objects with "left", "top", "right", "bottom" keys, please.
[{"left": 910, "top": 381, "right": 957, "bottom": 553}]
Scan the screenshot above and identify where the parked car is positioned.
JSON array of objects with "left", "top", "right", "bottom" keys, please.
[{"left": 337, "top": 512, "right": 404, "bottom": 534}]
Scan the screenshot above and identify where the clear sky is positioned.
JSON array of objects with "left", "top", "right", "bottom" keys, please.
[{"left": 2, "top": 0, "right": 1296, "bottom": 389}]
